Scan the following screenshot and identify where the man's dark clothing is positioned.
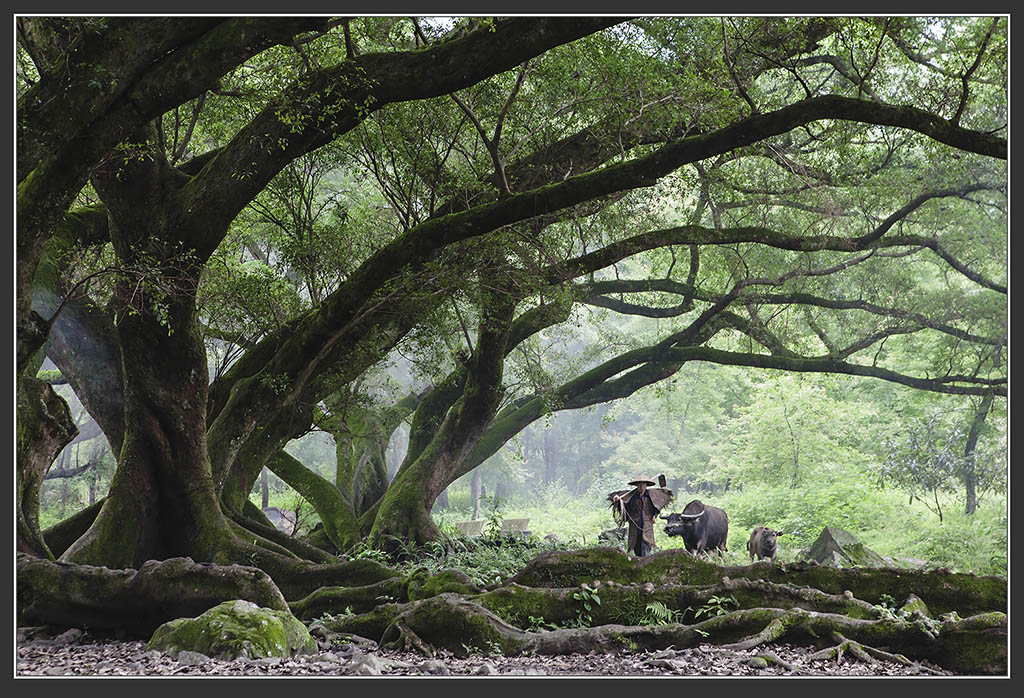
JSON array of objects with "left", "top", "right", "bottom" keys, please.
[{"left": 619, "top": 488, "right": 661, "bottom": 557}]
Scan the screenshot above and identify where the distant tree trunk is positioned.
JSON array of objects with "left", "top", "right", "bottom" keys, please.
[
  {"left": 261, "top": 467, "right": 269, "bottom": 509},
  {"left": 783, "top": 401, "right": 800, "bottom": 488},
  {"left": 963, "top": 393, "right": 993, "bottom": 515},
  {"left": 543, "top": 427, "right": 558, "bottom": 484},
  {"left": 435, "top": 488, "right": 448, "bottom": 510},
  {"left": 309, "top": 389, "right": 423, "bottom": 532},
  {"left": 60, "top": 454, "right": 69, "bottom": 517},
  {"left": 471, "top": 470, "right": 484, "bottom": 520}
]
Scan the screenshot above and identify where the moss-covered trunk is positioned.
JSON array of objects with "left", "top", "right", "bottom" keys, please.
[
  {"left": 60, "top": 263, "right": 234, "bottom": 567},
  {"left": 16, "top": 375, "right": 78, "bottom": 559},
  {"left": 325, "top": 390, "right": 421, "bottom": 518},
  {"left": 58, "top": 128, "right": 241, "bottom": 568},
  {"left": 264, "top": 449, "right": 361, "bottom": 553},
  {"left": 368, "top": 287, "right": 515, "bottom": 549}
]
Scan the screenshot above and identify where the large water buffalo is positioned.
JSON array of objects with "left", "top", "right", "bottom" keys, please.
[
  {"left": 747, "top": 525, "right": 783, "bottom": 562},
  {"left": 661, "top": 499, "right": 729, "bottom": 558}
]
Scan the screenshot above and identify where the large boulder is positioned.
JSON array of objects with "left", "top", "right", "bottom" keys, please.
[
  {"left": 147, "top": 599, "right": 316, "bottom": 660},
  {"left": 804, "top": 526, "right": 889, "bottom": 568}
]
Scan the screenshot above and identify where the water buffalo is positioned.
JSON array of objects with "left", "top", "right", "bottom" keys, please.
[
  {"left": 747, "top": 526, "right": 783, "bottom": 562},
  {"left": 661, "top": 499, "right": 729, "bottom": 558}
]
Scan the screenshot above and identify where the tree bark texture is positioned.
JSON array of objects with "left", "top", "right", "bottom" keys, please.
[
  {"left": 17, "top": 553, "right": 289, "bottom": 636},
  {"left": 17, "top": 375, "right": 78, "bottom": 559}
]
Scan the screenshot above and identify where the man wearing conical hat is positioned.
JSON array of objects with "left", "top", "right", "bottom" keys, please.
[{"left": 608, "top": 475, "right": 673, "bottom": 557}]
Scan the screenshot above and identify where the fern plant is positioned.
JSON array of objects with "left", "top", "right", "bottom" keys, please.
[{"left": 642, "top": 600, "right": 684, "bottom": 625}]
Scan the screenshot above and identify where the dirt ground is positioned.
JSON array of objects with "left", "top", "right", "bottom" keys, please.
[{"left": 16, "top": 626, "right": 953, "bottom": 678}]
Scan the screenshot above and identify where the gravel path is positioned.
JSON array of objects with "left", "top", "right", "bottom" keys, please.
[{"left": 16, "top": 627, "right": 952, "bottom": 678}]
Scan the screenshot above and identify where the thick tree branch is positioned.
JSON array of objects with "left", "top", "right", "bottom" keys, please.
[
  {"left": 183, "top": 18, "right": 623, "bottom": 235},
  {"left": 664, "top": 346, "right": 1005, "bottom": 396}
]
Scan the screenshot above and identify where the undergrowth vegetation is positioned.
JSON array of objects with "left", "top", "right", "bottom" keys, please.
[{"left": 426, "top": 485, "right": 1007, "bottom": 578}]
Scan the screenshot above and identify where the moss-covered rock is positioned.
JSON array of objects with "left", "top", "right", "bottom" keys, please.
[
  {"left": 147, "top": 599, "right": 316, "bottom": 660},
  {"left": 805, "top": 526, "right": 888, "bottom": 568},
  {"left": 900, "top": 593, "right": 932, "bottom": 618}
]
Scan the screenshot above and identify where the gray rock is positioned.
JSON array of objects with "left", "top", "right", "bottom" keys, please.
[
  {"left": 804, "top": 526, "right": 888, "bottom": 568},
  {"left": 177, "top": 650, "right": 211, "bottom": 665},
  {"left": 44, "top": 667, "right": 68, "bottom": 676},
  {"left": 253, "top": 656, "right": 283, "bottom": 666},
  {"left": 347, "top": 654, "right": 385, "bottom": 676},
  {"left": 131, "top": 650, "right": 162, "bottom": 661},
  {"left": 746, "top": 656, "right": 769, "bottom": 669},
  {"left": 508, "top": 667, "right": 547, "bottom": 675},
  {"left": 17, "top": 626, "right": 49, "bottom": 643},
  {"left": 419, "top": 659, "right": 451, "bottom": 675},
  {"left": 53, "top": 628, "right": 84, "bottom": 644},
  {"left": 474, "top": 663, "right": 499, "bottom": 675},
  {"left": 648, "top": 649, "right": 678, "bottom": 660}
]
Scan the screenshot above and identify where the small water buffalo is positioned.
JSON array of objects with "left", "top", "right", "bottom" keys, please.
[
  {"left": 747, "top": 526, "right": 783, "bottom": 562},
  {"left": 661, "top": 499, "right": 729, "bottom": 558}
]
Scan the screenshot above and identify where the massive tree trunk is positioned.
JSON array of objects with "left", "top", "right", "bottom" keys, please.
[
  {"left": 17, "top": 375, "right": 77, "bottom": 559},
  {"left": 60, "top": 263, "right": 233, "bottom": 567},
  {"left": 59, "top": 129, "right": 239, "bottom": 568}
]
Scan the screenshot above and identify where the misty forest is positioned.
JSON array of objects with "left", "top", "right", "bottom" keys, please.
[{"left": 16, "top": 16, "right": 1007, "bottom": 676}]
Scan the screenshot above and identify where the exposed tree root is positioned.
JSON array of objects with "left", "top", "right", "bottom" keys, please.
[
  {"left": 358, "top": 593, "right": 1006, "bottom": 673},
  {"left": 226, "top": 506, "right": 342, "bottom": 565},
  {"left": 16, "top": 543, "right": 1007, "bottom": 674},
  {"left": 16, "top": 554, "right": 288, "bottom": 636},
  {"left": 715, "top": 647, "right": 796, "bottom": 671},
  {"left": 808, "top": 631, "right": 949, "bottom": 676},
  {"left": 289, "top": 577, "right": 412, "bottom": 618},
  {"left": 721, "top": 615, "right": 792, "bottom": 650},
  {"left": 510, "top": 547, "right": 1006, "bottom": 617},
  {"left": 386, "top": 619, "right": 437, "bottom": 656}
]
